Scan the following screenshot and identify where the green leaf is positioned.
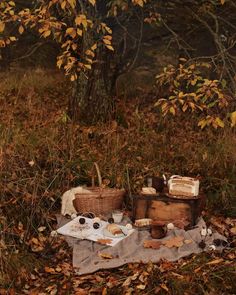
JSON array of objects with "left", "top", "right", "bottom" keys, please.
[
  {"left": 207, "top": 101, "right": 217, "bottom": 108},
  {"left": 221, "top": 79, "right": 227, "bottom": 88}
]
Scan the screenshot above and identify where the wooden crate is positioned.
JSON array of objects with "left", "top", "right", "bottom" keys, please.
[{"left": 132, "top": 193, "right": 205, "bottom": 227}]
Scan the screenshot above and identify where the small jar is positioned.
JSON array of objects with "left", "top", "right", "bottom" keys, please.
[{"left": 150, "top": 221, "right": 167, "bottom": 239}]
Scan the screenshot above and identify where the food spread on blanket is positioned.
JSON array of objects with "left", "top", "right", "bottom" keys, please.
[{"left": 57, "top": 216, "right": 134, "bottom": 246}]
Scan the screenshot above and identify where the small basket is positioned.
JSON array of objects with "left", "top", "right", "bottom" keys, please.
[{"left": 73, "top": 163, "right": 125, "bottom": 216}]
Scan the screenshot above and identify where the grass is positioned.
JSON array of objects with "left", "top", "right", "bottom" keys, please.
[{"left": 0, "top": 68, "right": 236, "bottom": 292}]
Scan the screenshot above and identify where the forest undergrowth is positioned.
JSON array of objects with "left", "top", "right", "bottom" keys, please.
[{"left": 0, "top": 69, "right": 235, "bottom": 294}]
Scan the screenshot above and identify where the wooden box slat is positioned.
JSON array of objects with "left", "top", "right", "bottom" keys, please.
[{"left": 132, "top": 193, "right": 205, "bottom": 226}]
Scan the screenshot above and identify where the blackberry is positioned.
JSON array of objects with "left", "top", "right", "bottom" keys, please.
[
  {"left": 79, "top": 217, "right": 86, "bottom": 224},
  {"left": 93, "top": 222, "right": 100, "bottom": 229},
  {"left": 198, "top": 240, "right": 206, "bottom": 249},
  {"left": 108, "top": 218, "right": 114, "bottom": 224}
]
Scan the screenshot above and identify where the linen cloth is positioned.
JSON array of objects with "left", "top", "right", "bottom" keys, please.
[{"left": 56, "top": 216, "right": 227, "bottom": 275}]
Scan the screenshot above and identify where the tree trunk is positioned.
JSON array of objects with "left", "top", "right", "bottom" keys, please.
[
  {"left": 0, "top": 47, "right": 11, "bottom": 71},
  {"left": 68, "top": 48, "right": 114, "bottom": 124},
  {"left": 67, "top": 0, "right": 114, "bottom": 124}
]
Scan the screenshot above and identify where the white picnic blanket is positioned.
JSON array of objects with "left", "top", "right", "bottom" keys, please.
[{"left": 56, "top": 216, "right": 227, "bottom": 275}]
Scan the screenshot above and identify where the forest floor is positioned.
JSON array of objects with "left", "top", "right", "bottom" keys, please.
[{"left": 0, "top": 69, "right": 236, "bottom": 294}]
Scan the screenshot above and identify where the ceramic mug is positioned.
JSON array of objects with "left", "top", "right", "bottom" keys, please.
[{"left": 112, "top": 210, "right": 123, "bottom": 223}]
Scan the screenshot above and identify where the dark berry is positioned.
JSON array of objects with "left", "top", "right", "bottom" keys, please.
[
  {"left": 93, "top": 222, "right": 100, "bottom": 229},
  {"left": 79, "top": 217, "right": 86, "bottom": 224},
  {"left": 83, "top": 212, "right": 95, "bottom": 219},
  {"left": 108, "top": 218, "right": 114, "bottom": 224},
  {"left": 213, "top": 239, "right": 221, "bottom": 247},
  {"left": 222, "top": 240, "right": 228, "bottom": 247},
  {"left": 198, "top": 240, "right": 206, "bottom": 249}
]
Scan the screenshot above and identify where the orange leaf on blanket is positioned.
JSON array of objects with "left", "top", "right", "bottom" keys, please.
[
  {"left": 184, "top": 239, "right": 192, "bottom": 244},
  {"left": 143, "top": 240, "right": 162, "bottom": 249},
  {"left": 162, "top": 236, "right": 184, "bottom": 248},
  {"left": 96, "top": 239, "right": 112, "bottom": 245},
  {"left": 98, "top": 252, "right": 113, "bottom": 259}
]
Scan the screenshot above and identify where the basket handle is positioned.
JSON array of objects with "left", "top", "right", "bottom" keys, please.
[{"left": 91, "top": 162, "right": 102, "bottom": 187}]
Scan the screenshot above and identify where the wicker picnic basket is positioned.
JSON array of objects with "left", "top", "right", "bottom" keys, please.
[{"left": 73, "top": 163, "right": 125, "bottom": 216}]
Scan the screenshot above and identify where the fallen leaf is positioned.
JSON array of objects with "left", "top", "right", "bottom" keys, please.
[
  {"left": 154, "top": 286, "right": 161, "bottom": 293},
  {"left": 194, "top": 266, "right": 202, "bottom": 273},
  {"left": 122, "top": 272, "right": 139, "bottom": 287},
  {"left": 143, "top": 240, "right": 162, "bottom": 249},
  {"left": 74, "top": 288, "right": 89, "bottom": 295},
  {"left": 38, "top": 226, "right": 46, "bottom": 232},
  {"left": 55, "top": 266, "right": 62, "bottom": 272},
  {"left": 162, "top": 236, "right": 184, "bottom": 248},
  {"left": 171, "top": 272, "right": 184, "bottom": 279},
  {"left": 159, "top": 260, "right": 174, "bottom": 272},
  {"left": 160, "top": 283, "right": 169, "bottom": 292},
  {"left": 206, "top": 258, "right": 224, "bottom": 265},
  {"left": 225, "top": 218, "right": 236, "bottom": 226},
  {"left": 46, "top": 284, "right": 57, "bottom": 295},
  {"left": 137, "top": 284, "right": 146, "bottom": 290},
  {"left": 184, "top": 239, "right": 192, "bottom": 244},
  {"left": 44, "top": 266, "right": 56, "bottom": 274},
  {"left": 227, "top": 252, "right": 236, "bottom": 260},
  {"left": 210, "top": 217, "right": 227, "bottom": 234},
  {"left": 28, "top": 160, "right": 35, "bottom": 166},
  {"left": 97, "top": 239, "right": 112, "bottom": 245},
  {"left": 98, "top": 253, "right": 113, "bottom": 259},
  {"left": 95, "top": 275, "right": 104, "bottom": 283},
  {"left": 107, "top": 276, "right": 119, "bottom": 288},
  {"left": 230, "top": 227, "right": 236, "bottom": 235},
  {"left": 31, "top": 237, "right": 39, "bottom": 245}
]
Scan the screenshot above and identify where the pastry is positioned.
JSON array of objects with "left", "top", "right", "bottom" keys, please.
[
  {"left": 135, "top": 218, "right": 152, "bottom": 227},
  {"left": 106, "top": 224, "right": 122, "bottom": 235},
  {"left": 141, "top": 187, "right": 157, "bottom": 195}
]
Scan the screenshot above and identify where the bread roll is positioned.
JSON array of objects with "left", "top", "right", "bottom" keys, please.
[{"left": 106, "top": 224, "right": 122, "bottom": 235}]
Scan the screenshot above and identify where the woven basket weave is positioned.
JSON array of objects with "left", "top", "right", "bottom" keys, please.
[{"left": 73, "top": 163, "right": 125, "bottom": 216}]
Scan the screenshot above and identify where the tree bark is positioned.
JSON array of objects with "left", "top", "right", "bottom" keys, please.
[
  {"left": 0, "top": 47, "right": 11, "bottom": 70},
  {"left": 68, "top": 48, "right": 113, "bottom": 124},
  {"left": 67, "top": 0, "right": 114, "bottom": 124}
]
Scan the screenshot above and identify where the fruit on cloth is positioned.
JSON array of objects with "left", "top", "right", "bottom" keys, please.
[
  {"left": 108, "top": 217, "right": 114, "bottom": 224},
  {"left": 79, "top": 217, "right": 86, "bottom": 224},
  {"left": 93, "top": 222, "right": 100, "bottom": 229}
]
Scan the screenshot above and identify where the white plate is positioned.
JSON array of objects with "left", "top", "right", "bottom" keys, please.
[{"left": 103, "top": 227, "right": 128, "bottom": 238}]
